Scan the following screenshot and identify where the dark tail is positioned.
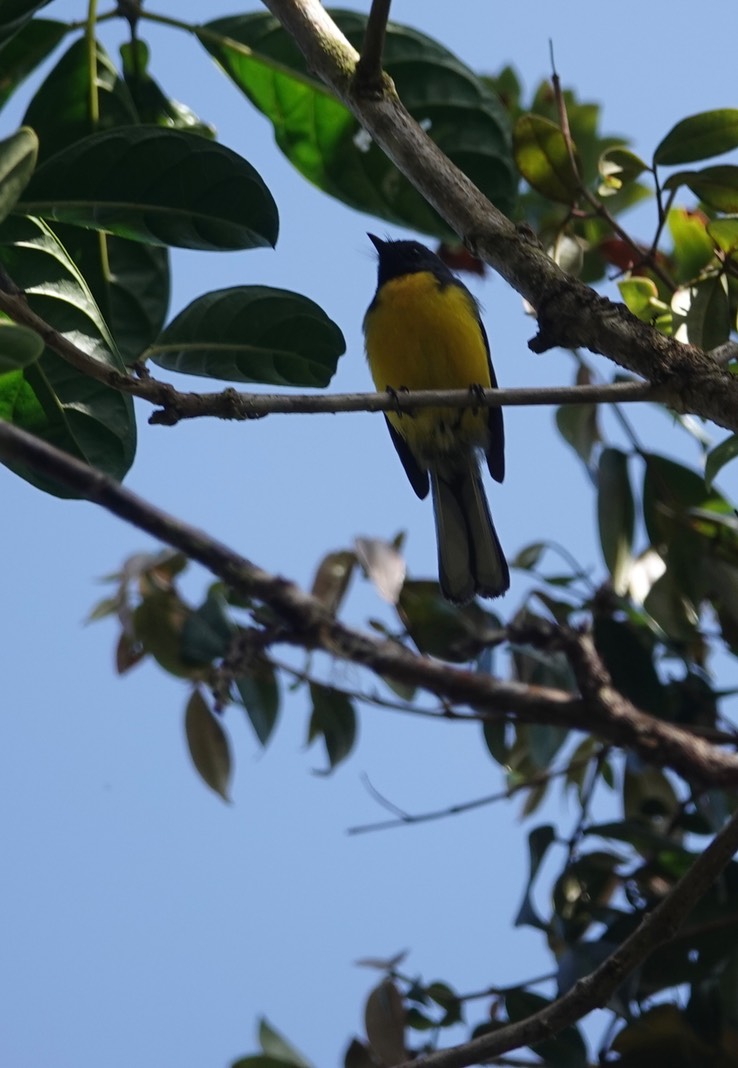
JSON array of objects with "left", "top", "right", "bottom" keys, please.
[{"left": 430, "top": 457, "right": 509, "bottom": 604}]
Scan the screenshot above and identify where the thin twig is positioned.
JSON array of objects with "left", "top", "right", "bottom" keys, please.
[
  {"left": 354, "top": 0, "right": 392, "bottom": 93},
  {"left": 393, "top": 803, "right": 738, "bottom": 1068}
]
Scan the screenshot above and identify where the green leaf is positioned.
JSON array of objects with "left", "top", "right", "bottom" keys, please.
[
  {"left": 23, "top": 37, "right": 138, "bottom": 163},
  {"left": 307, "top": 682, "right": 356, "bottom": 772},
  {"left": 598, "top": 448, "right": 634, "bottom": 594},
  {"left": 654, "top": 109, "right": 738, "bottom": 166},
  {"left": 594, "top": 617, "right": 668, "bottom": 718},
  {"left": 618, "top": 276, "right": 668, "bottom": 323},
  {"left": 706, "top": 435, "right": 738, "bottom": 490},
  {"left": 398, "top": 579, "right": 500, "bottom": 661},
  {"left": 598, "top": 145, "right": 648, "bottom": 196},
  {"left": 0, "top": 321, "right": 43, "bottom": 371},
  {"left": 18, "top": 126, "right": 279, "bottom": 250},
  {"left": 671, "top": 274, "right": 730, "bottom": 351},
  {"left": 0, "top": 0, "right": 52, "bottom": 45},
  {"left": 120, "top": 38, "right": 216, "bottom": 138},
  {"left": 555, "top": 399, "right": 599, "bottom": 467},
  {"left": 0, "top": 126, "right": 37, "bottom": 224},
  {"left": 198, "top": 11, "right": 516, "bottom": 236},
  {"left": 514, "top": 824, "right": 555, "bottom": 930},
  {"left": 513, "top": 114, "right": 580, "bottom": 203},
  {"left": 0, "top": 215, "right": 136, "bottom": 495},
  {"left": 53, "top": 223, "right": 170, "bottom": 365},
  {"left": 667, "top": 207, "right": 716, "bottom": 281},
  {"left": 707, "top": 216, "right": 738, "bottom": 254},
  {"left": 236, "top": 656, "right": 280, "bottom": 746},
  {"left": 505, "top": 990, "right": 588, "bottom": 1066},
  {"left": 665, "top": 165, "right": 738, "bottom": 213},
  {"left": 184, "top": 688, "right": 232, "bottom": 802},
  {"left": 181, "top": 590, "right": 234, "bottom": 663},
  {"left": 0, "top": 18, "right": 68, "bottom": 113},
  {"left": 258, "top": 1019, "right": 312, "bottom": 1068},
  {"left": 148, "top": 286, "right": 344, "bottom": 387}
]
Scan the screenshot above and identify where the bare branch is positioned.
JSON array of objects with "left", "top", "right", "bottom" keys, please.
[
  {"left": 2, "top": 420, "right": 738, "bottom": 790},
  {"left": 394, "top": 803, "right": 738, "bottom": 1068},
  {"left": 0, "top": 285, "right": 661, "bottom": 423}
]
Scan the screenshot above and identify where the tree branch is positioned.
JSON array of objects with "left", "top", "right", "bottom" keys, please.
[
  {"left": 2, "top": 419, "right": 738, "bottom": 790},
  {"left": 354, "top": 0, "right": 392, "bottom": 93},
  {"left": 0, "top": 287, "right": 661, "bottom": 425},
  {"left": 260, "top": 0, "right": 738, "bottom": 434},
  {"left": 394, "top": 802, "right": 738, "bottom": 1068}
]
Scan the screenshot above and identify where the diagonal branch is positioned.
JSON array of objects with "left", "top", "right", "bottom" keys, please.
[
  {"left": 2, "top": 418, "right": 738, "bottom": 789},
  {"left": 394, "top": 802, "right": 738, "bottom": 1068},
  {"left": 260, "top": 0, "right": 738, "bottom": 434}
]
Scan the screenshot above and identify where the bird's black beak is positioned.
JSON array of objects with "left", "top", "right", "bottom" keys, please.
[{"left": 367, "top": 233, "right": 385, "bottom": 253}]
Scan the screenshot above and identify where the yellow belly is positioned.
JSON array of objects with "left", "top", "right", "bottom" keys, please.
[{"left": 364, "top": 271, "right": 491, "bottom": 461}]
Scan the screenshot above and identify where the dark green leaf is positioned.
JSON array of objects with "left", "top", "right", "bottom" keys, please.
[
  {"left": 0, "top": 215, "right": 136, "bottom": 495},
  {"left": 307, "top": 682, "right": 356, "bottom": 772},
  {"left": 0, "top": 126, "right": 37, "bottom": 223},
  {"left": 510, "top": 541, "right": 545, "bottom": 570},
  {"left": 513, "top": 114, "right": 580, "bottom": 203},
  {"left": 52, "top": 223, "right": 170, "bottom": 365},
  {"left": 597, "top": 448, "right": 634, "bottom": 594},
  {"left": 19, "top": 126, "right": 279, "bottom": 250},
  {"left": 555, "top": 392, "right": 599, "bottom": 468},
  {"left": 148, "top": 286, "right": 344, "bottom": 387},
  {"left": 0, "top": 0, "right": 52, "bottom": 45},
  {"left": 258, "top": 1018, "right": 312, "bottom": 1068},
  {"left": 594, "top": 617, "right": 668, "bottom": 717},
  {"left": 236, "top": 656, "right": 280, "bottom": 746},
  {"left": 482, "top": 718, "right": 508, "bottom": 765},
  {"left": 505, "top": 990, "right": 588, "bottom": 1067},
  {"left": 181, "top": 591, "right": 234, "bottom": 663},
  {"left": 0, "top": 18, "right": 67, "bottom": 113},
  {"left": 120, "top": 38, "right": 216, "bottom": 138},
  {"left": 199, "top": 12, "right": 516, "bottom": 236},
  {"left": 654, "top": 109, "right": 738, "bottom": 166},
  {"left": 184, "top": 688, "right": 232, "bottom": 802},
  {"left": 643, "top": 453, "right": 721, "bottom": 549},
  {"left": 310, "top": 549, "right": 357, "bottom": 614},
  {"left": 514, "top": 824, "right": 555, "bottom": 930},
  {"left": 23, "top": 37, "right": 138, "bottom": 163},
  {"left": 398, "top": 579, "right": 500, "bottom": 661},
  {"left": 664, "top": 165, "right": 738, "bottom": 213},
  {"left": 0, "top": 321, "right": 43, "bottom": 370},
  {"left": 706, "top": 434, "right": 738, "bottom": 490}
]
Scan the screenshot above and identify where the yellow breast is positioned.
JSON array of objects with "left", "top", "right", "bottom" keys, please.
[{"left": 364, "top": 271, "right": 491, "bottom": 460}]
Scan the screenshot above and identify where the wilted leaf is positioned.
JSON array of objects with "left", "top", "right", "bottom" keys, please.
[
  {"left": 355, "top": 536, "right": 406, "bottom": 604},
  {"left": 311, "top": 549, "right": 356, "bottom": 614},
  {"left": 184, "top": 688, "right": 232, "bottom": 802},
  {"left": 364, "top": 978, "right": 406, "bottom": 1067}
]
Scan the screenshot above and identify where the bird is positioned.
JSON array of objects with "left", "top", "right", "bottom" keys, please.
[{"left": 363, "top": 234, "right": 509, "bottom": 605}]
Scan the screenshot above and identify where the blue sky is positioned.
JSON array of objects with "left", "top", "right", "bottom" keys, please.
[{"left": 2, "top": 2, "right": 737, "bottom": 1066}]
